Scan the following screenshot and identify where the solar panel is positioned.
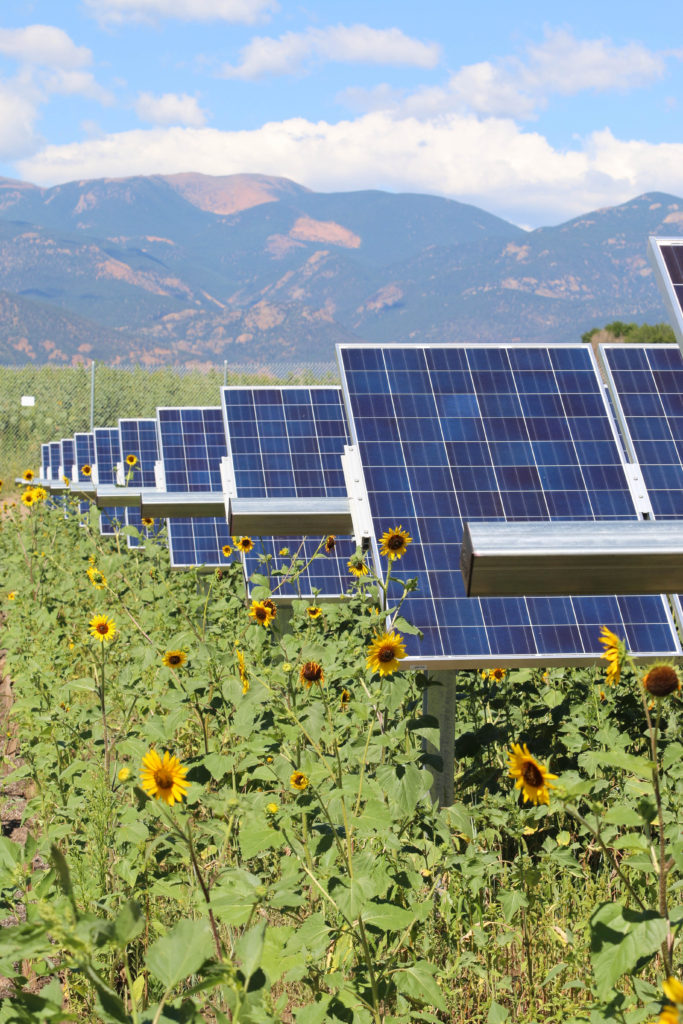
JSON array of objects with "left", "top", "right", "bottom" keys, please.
[
  {"left": 119, "top": 418, "right": 162, "bottom": 549},
  {"left": 49, "top": 442, "right": 61, "bottom": 482},
  {"left": 60, "top": 439, "right": 75, "bottom": 482},
  {"left": 649, "top": 238, "right": 683, "bottom": 348},
  {"left": 156, "top": 407, "right": 232, "bottom": 568},
  {"left": 221, "top": 386, "right": 356, "bottom": 598},
  {"left": 601, "top": 342, "right": 683, "bottom": 629},
  {"left": 74, "top": 433, "right": 95, "bottom": 480},
  {"left": 41, "top": 443, "right": 50, "bottom": 482},
  {"left": 93, "top": 427, "right": 123, "bottom": 535},
  {"left": 337, "top": 344, "right": 680, "bottom": 666}
]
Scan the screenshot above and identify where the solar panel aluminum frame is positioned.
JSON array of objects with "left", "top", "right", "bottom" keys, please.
[
  {"left": 337, "top": 341, "right": 681, "bottom": 669},
  {"left": 648, "top": 237, "right": 683, "bottom": 352}
]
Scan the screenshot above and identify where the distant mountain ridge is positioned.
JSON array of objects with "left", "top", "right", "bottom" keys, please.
[{"left": 0, "top": 172, "right": 679, "bottom": 366}]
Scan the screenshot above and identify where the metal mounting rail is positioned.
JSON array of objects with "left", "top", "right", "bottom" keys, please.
[
  {"left": 461, "top": 520, "right": 683, "bottom": 596},
  {"left": 228, "top": 496, "right": 353, "bottom": 537}
]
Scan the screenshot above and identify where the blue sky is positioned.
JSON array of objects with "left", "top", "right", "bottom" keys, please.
[{"left": 1, "top": 0, "right": 682, "bottom": 227}]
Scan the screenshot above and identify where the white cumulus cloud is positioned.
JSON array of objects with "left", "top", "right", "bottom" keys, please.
[
  {"left": 0, "top": 25, "right": 92, "bottom": 70},
  {"left": 0, "top": 81, "right": 42, "bottom": 159},
  {"left": 221, "top": 24, "right": 440, "bottom": 79},
  {"left": 85, "top": 0, "right": 277, "bottom": 24},
  {"left": 135, "top": 91, "right": 207, "bottom": 126},
  {"left": 344, "top": 28, "right": 670, "bottom": 120},
  {"left": 15, "top": 111, "right": 683, "bottom": 227}
]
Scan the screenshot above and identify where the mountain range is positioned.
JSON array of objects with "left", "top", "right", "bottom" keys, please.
[{"left": 0, "top": 171, "right": 681, "bottom": 367}]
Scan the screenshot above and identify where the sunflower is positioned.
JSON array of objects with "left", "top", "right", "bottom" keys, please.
[
  {"left": 125, "top": 454, "right": 138, "bottom": 467},
  {"left": 489, "top": 667, "right": 506, "bottom": 682},
  {"left": 379, "top": 525, "right": 412, "bottom": 561},
  {"left": 266, "top": 802, "right": 279, "bottom": 814},
  {"left": 22, "top": 469, "right": 35, "bottom": 482},
  {"left": 325, "top": 535, "right": 336, "bottom": 553},
  {"left": 222, "top": 544, "right": 233, "bottom": 557},
  {"left": 599, "top": 625, "right": 626, "bottom": 686},
  {"left": 236, "top": 648, "right": 249, "bottom": 694},
  {"left": 62, "top": 476, "right": 70, "bottom": 486},
  {"left": 279, "top": 547, "right": 289, "bottom": 556},
  {"left": 366, "top": 630, "right": 407, "bottom": 677},
  {"left": 118, "top": 767, "right": 130, "bottom": 782},
  {"left": 262, "top": 598, "right": 277, "bottom": 620},
  {"left": 81, "top": 464, "right": 92, "bottom": 477},
  {"left": 232, "top": 536, "right": 253, "bottom": 552},
  {"left": 89, "top": 614, "right": 117, "bottom": 643},
  {"left": 290, "top": 770, "right": 309, "bottom": 791},
  {"left": 140, "top": 749, "right": 189, "bottom": 805},
  {"left": 33, "top": 487, "right": 47, "bottom": 503},
  {"left": 340, "top": 688, "right": 351, "bottom": 710},
  {"left": 142, "top": 517, "right": 155, "bottom": 528},
  {"left": 162, "top": 650, "right": 187, "bottom": 669},
  {"left": 21, "top": 488, "right": 36, "bottom": 508},
  {"left": 307, "top": 606, "right": 322, "bottom": 620},
  {"left": 642, "top": 663, "right": 681, "bottom": 698},
  {"left": 657, "top": 978, "right": 683, "bottom": 1024},
  {"left": 507, "top": 743, "right": 558, "bottom": 806},
  {"left": 300, "top": 661, "right": 324, "bottom": 689},
  {"left": 87, "top": 566, "right": 107, "bottom": 590},
  {"left": 348, "top": 555, "right": 369, "bottom": 577},
  {"left": 249, "top": 599, "right": 275, "bottom": 627},
  {"left": 7, "top": 591, "right": 16, "bottom": 601}
]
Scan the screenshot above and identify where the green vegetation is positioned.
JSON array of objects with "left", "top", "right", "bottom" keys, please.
[
  {"left": 1, "top": 495, "right": 682, "bottom": 1022},
  {"left": 0, "top": 363, "right": 338, "bottom": 490},
  {"left": 581, "top": 321, "right": 676, "bottom": 345}
]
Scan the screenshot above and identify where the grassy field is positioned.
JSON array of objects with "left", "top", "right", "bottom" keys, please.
[{"left": 0, "top": 490, "right": 681, "bottom": 1023}]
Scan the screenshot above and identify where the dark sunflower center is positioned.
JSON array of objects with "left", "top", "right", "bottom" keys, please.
[
  {"left": 96, "top": 623, "right": 109, "bottom": 635},
  {"left": 169, "top": 655, "right": 181, "bottom": 665},
  {"left": 154, "top": 768, "right": 174, "bottom": 790},
  {"left": 644, "top": 665, "right": 679, "bottom": 697},
  {"left": 388, "top": 534, "right": 404, "bottom": 550},
  {"left": 255, "top": 607, "right": 267, "bottom": 621},
  {"left": 302, "top": 662, "right": 322, "bottom": 682},
  {"left": 378, "top": 646, "right": 395, "bottom": 662},
  {"left": 522, "top": 761, "right": 543, "bottom": 787}
]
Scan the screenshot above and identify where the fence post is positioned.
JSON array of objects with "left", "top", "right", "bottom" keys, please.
[
  {"left": 223, "top": 360, "right": 228, "bottom": 386},
  {"left": 90, "top": 361, "right": 95, "bottom": 431}
]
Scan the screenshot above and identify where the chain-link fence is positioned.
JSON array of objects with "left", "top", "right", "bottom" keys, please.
[{"left": 0, "top": 361, "right": 339, "bottom": 489}]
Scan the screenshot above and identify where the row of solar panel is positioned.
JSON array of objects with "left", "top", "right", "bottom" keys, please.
[
  {"left": 33, "top": 340, "right": 683, "bottom": 667},
  {"left": 39, "top": 389, "right": 357, "bottom": 598}
]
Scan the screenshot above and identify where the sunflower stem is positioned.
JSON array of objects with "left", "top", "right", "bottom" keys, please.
[
  {"left": 184, "top": 818, "right": 224, "bottom": 961},
  {"left": 642, "top": 693, "right": 673, "bottom": 975},
  {"left": 99, "top": 642, "right": 110, "bottom": 776}
]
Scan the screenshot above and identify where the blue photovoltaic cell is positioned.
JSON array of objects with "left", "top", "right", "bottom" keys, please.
[
  {"left": 41, "top": 444, "right": 50, "bottom": 481},
  {"left": 602, "top": 343, "right": 683, "bottom": 627},
  {"left": 119, "top": 419, "right": 162, "bottom": 549},
  {"left": 221, "top": 386, "right": 356, "bottom": 597},
  {"left": 338, "top": 344, "right": 680, "bottom": 664},
  {"left": 94, "top": 427, "right": 123, "bottom": 535},
  {"left": 603, "top": 345, "right": 683, "bottom": 519},
  {"left": 156, "top": 407, "right": 232, "bottom": 568}
]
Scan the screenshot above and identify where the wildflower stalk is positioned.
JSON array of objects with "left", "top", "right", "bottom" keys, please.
[{"left": 97, "top": 641, "right": 110, "bottom": 775}]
